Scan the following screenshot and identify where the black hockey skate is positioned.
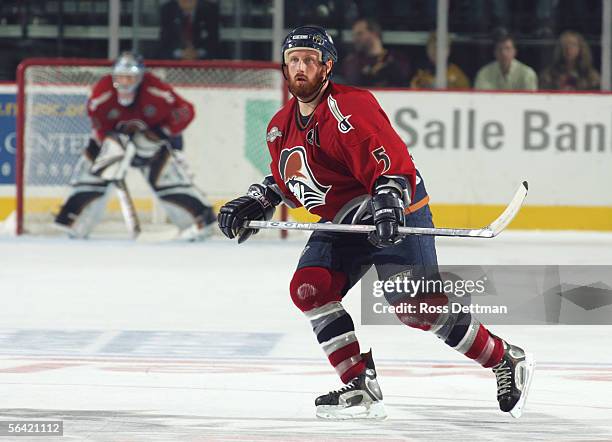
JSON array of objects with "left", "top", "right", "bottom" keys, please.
[
  {"left": 492, "top": 340, "right": 535, "bottom": 418},
  {"left": 315, "top": 350, "right": 387, "bottom": 420}
]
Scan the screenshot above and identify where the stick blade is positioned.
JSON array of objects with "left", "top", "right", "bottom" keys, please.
[{"left": 486, "top": 181, "right": 529, "bottom": 237}]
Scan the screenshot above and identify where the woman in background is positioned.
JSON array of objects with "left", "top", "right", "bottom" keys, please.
[{"left": 539, "top": 30, "right": 600, "bottom": 90}]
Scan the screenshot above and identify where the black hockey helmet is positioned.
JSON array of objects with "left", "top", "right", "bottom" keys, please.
[{"left": 281, "top": 25, "right": 338, "bottom": 66}]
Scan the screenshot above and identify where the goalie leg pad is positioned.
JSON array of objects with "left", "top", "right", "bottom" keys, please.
[
  {"left": 55, "top": 185, "right": 111, "bottom": 238},
  {"left": 55, "top": 154, "right": 112, "bottom": 238},
  {"left": 157, "top": 193, "right": 215, "bottom": 231},
  {"left": 145, "top": 148, "right": 215, "bottom": 230},
  {"left": 55, "top": 188, "right": 105, "bottom": 225}
]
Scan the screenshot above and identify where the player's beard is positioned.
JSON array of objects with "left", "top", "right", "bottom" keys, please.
[{"left": 287, "top": 67, "right": 327, "bottom": 101}]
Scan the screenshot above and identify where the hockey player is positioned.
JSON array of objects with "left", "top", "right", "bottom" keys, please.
[
  {"left": 218, "top": 27, "right": 535, "bottom": 419},
  {"left": 54, "top": 52, "right": 215, "bottom": 239}
]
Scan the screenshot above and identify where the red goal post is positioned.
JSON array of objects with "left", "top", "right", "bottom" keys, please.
[{"left": 16, "top": 58, "right": 289, "bottom": 237}]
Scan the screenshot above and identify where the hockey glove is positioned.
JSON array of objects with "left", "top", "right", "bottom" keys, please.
[
  {"left": 368, "top": 179, "right": 407, "bottom": 248},
  {"left": 130, "top": 130, "right": 167, "bottom": 167},
  {"left": 218, "top": 183, "right": 280, "bottom": 243}
]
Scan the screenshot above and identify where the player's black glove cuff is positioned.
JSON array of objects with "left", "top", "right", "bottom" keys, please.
[
  {"left": 368, "top": 190, "right": 405, "bottom": 248},
  {"left": 218, "top": 183, "right": 280, "bottom": 243}
]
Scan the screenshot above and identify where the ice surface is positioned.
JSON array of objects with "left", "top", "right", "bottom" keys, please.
[{"left": 1, "top": 231, "right": 612, "bottom": 441}]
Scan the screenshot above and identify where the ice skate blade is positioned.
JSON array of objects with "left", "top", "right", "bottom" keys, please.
[
  {"left": 509, "top": 353, "right": 535, "bottom": 418},
  {"left": 316, "top": 401, "right": 387, "bottom": 420}
]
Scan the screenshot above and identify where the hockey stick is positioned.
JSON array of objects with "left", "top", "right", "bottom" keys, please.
[
  {"left": 114, "top": 179, "right": 141, "bottom": 239},
  {"left": 246, "top": 181, "right": 528, "bottom": 239},
  {"left": 98, "top": 137, "right": 142, "bottom": 239}
]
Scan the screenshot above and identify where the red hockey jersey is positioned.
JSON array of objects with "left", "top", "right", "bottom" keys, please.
[
  {"left": 87, "top": 72, "right": 194, "bottom": 143},
  {"left": 266, "top": 82, "right": 419, "bottom": 222}
]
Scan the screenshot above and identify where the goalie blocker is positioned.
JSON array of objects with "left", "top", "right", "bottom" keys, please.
[{"left": 54, "top": 132, "right": 215, "bottom": 239}]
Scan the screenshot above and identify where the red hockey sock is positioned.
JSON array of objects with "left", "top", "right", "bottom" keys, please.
[
  {"left": 290, "top": 267, "right": 366, "bottom": 383},
  {"left": 463, "top": 324, "right": 505, "bottom": 368}
]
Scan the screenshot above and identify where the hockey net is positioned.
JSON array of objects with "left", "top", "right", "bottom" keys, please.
[{"left": 16, "top": 59, "right": 287, "bottom": 237}]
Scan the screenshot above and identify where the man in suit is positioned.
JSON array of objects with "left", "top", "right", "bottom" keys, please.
[{"left": 159, "top": 0, "right": 219, "bottom": 60}]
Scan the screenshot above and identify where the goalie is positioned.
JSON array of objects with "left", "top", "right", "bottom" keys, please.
[{"left": 54, "top": 52, "right": 215, "bottom": 239}]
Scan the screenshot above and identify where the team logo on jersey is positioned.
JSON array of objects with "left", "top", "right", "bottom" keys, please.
[
  {"left": 144, "top": 104, "right": 157, "bottom": 117},
  {"left": 306, "top": 124, "right": 320, "bottom": 147},
  {"left": 107, "top": 108, "right": 120, "bottom": 120},
  {"left": 327, "top": 95, "right": 354, "bottom": 134},
  {"left": 116, "top": 119, "right": 147, "bottom": 134},
  {"left": 266, "top": 126, "right": 283, "bottom": 142},
  {"left": 279, "top": 146, "right": 331, "bottom": 210}
]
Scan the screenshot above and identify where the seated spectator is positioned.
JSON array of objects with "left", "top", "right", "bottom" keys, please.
[
  {"left": 410, "top": 31, "right": 470, "bottom": 89},
  {"left": 539, "top": 30, "right": 600, "bottom": 90},
  {"left": 341, "top": 18, "right": 411, "bottom": 88},
  {"left": 159, "top": 0, "right": 219, "bottom": 60},
  {"left": 475, "top": 33, "right": 538, "bottom": 90}
]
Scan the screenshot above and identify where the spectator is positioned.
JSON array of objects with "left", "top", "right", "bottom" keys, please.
[
  {"left": 534, "top": 0, "right": 558, "bottom": 37},
  {"left": 475, "top": 34, "right": 538, "bottom": 90},
  {"left": 533, "top": 1, "right": 602, "bottom": 38},
  {"left": 410, "top": 32, "right": 470, "bottom": 89},
  {"left": 159, "top": 0, "right": 219, "bottom": 60},
  {"left": 539, "top": 30, "right": 600, "bottom": 90},
  {"left": 341, "top": 18, "right": 411, "bottom": 87},
  {"left": 456, "top": 0, "right": 510, "bottom": 35}
]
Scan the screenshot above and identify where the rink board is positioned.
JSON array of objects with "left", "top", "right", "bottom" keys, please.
[{"left": 2, "top": 83, "right": 612, "bottom": 230}]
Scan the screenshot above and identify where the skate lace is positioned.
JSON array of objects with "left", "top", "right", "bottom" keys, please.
[
  {"left": 492, "top": 360, "right": 512, "bottom": 396},
  {"left": 328, "top": 378, "right": 359, "bottom": 398}
]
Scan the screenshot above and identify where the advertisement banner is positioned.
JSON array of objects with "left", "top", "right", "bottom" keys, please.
[
  {"left": 373, "top": 90, "right": 612, "bottom": 207},
  {"left": 0, "top": 90, "right": 16, "bottom": 185},
  {"left": 24, "top": 93, "right": 90, "bottom": 186}
]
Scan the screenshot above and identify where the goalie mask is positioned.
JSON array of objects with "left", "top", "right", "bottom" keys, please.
[{"left": 112, "top": 52, "right": 145, "bottom": 107}]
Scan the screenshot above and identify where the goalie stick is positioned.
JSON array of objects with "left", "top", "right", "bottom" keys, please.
[
  {"left": 100, "top": 137, "right": 141, "bottom": 239},
  {"left": 245, "top": 181, "right": 528, "bottom": 238},
  {"left": 114, "top": 178, "right": 141, "bottom": 239}
]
